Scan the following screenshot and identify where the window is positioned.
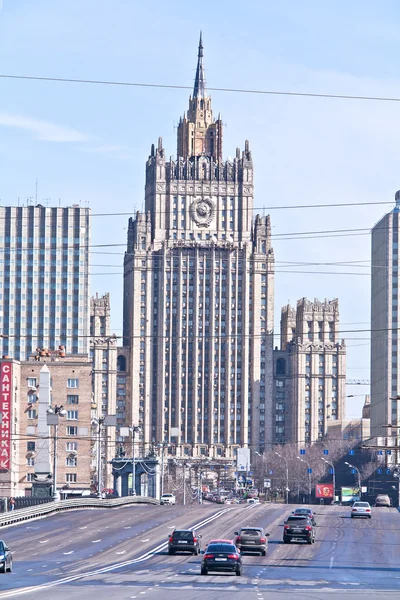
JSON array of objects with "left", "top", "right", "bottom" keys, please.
[
  {"left": 67, "top": 395, "right": 79, "bottom": 405},
  {"left": 66, "top": 456, "right": 77, "bottom": 467},
  {"left": 67, "top": 410, "right": 78, "bottom": 420},
  {"left": 276, "top": 358, "right": 286, "bottom": 376},
  {"left": 65, "top": 473, "right": 77, "bottom": 483},
  {"left": 66, "top": 426, "right": 78, "bottom": 436},
  {"left": 27, "top": 409, "right": 37, "bottom": 419},
  {"left": 26, "top": 473, "right": 34, "bottom": 482},
  {"left": 66, "top": 442, "right": 77, "bottom": 452},
  {"left": 27, "top": 441, "right": 35, "bottom": 452},
  {"left": 27, "top": 378, "right": 37, "bottom": 388},
  {"left": 67, "top": 379, "right": 79, "bottom": 389},
  {"left": 26, "top": 457, "right": 35, "bottom": 466}
]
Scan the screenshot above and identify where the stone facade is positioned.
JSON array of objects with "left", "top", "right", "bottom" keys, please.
[
  {"left": 123, "top": 36, "right": 274, "bottom": 457},
  {"left": 273, "top": 298, "right": 346, "bottom": 445}
]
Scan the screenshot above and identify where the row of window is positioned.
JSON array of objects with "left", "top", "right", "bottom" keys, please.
[
  {"left": 26, "top": 473, "right": 77, "bottom": 483},
  {"left": 28, "top": 377, "right": 79, "bottom": 388}
]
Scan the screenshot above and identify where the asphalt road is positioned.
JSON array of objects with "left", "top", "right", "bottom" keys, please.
[{"left": 0, "top": 502, "right": 399, "bottom": 599}]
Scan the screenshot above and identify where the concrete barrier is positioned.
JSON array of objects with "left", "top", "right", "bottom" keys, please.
[{"left": 0, "top": 496, "right": 159, "bottom": 528}]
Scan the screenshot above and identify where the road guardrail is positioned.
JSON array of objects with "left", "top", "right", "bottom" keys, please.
[{"left": 0, "top": 496, "right": 159, "bottom": 528}]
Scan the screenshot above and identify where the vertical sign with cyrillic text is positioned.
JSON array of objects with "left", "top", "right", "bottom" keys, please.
[{"left": 0, "top": 362, "right": 12, "bottom": 470}]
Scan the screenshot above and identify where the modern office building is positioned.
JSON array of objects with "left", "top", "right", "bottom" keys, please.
[
  {"left": 371, "top": 192, "right": 400, "bottom": 437},
  {"left": 123, "top": 36, "right": 275, "bottom": 458},
  {"left": 273, "top": 298, "right": 346, "bottom": 444},
  {"left": 0, "top": 204, "right": 91, "bottom": 361}
]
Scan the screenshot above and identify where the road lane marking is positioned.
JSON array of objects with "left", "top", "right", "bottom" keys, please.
[
  {"left": 91, "top": 539, "right": 101, "bottom": 543},
  {"left": 330, "top": 556, "right": 334, "bottom": 569},
  {"left": 141, "top": 539, "right": 149, "bottom": 542},
  {"left": 39, "top": 540, "right": 49, "bottom": 544},
  {"left": 78, "top": 526, "right": 87, "bottom": 530},
  {"left": 0, "top": 508, "right": 231, "bottom": 598},
  {"left": 63, "top": 551, "right": 74, "bottom": 555},
  {"left": 116, "top": 551, "right": 126, "bottom": 555}
]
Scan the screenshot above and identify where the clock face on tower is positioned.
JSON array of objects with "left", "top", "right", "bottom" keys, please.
[{"left": 190, "top": 197, "right": 215, "bottom": 227}]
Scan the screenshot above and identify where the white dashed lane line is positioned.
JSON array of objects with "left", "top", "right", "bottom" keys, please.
[
  {"left": 91, "top": 539, "right": 101, "bottom": 543},
  {"left": 63, "top": 551, "right": 74, "bottom": 555}
]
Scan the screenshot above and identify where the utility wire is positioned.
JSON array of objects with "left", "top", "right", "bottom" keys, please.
[{"left": 1, "top": 73, "right": 400, "bottom": 104}]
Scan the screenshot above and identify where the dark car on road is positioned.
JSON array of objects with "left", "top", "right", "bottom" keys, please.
[
  {"left": 201, "top": 542, "right": 242, "bottom": 576},
  {"left": 292, "top": 507, "right": 316, "bottom": 526},
  {"left": 168, "top": 529, "right": 202, "bottom": 555},
  {"left": 0, "top": 540, "right": 12, "bottom": 573},
  {"left": 283, "top": 515, "right": 315, "bottom": 544},
  {"left": 234, "top": 527, "right": 269, "bottom": 555}
]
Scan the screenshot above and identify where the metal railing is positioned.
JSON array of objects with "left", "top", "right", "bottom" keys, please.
[{"left": 0, "top": 496, "right": 159, "bottom": 528}]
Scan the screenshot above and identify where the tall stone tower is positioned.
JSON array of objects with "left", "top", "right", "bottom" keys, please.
[{"left": 123, "top": 35, "right": 274, "bottom": 458}]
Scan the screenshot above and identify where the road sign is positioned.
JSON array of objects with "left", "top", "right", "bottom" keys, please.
[
  {"left": 386, "top": 450, "right": 392, "bottom": 456},
  {"left": 377, "top": 450, "right": 383, "bottom": 455},
  {"left": 361, "top": 486, "right": 367, "bottom": 493},
  {"left": 386, "top": 468, "right": 391, "bottom": 475},
  {"left": 323, "top": 450, "right": 329, "bottom": 455},
  {"left": 248, "top": 471, "right": 253, "bottom": 476},
  {"left": 351, "top": 469, "right": 356, "bottom": 474},
  {"left": 329, "top": 468, "right": 334, "bottom": 475},
  {"left": 300, "top": 449, "right": 306, "bottom": 455},
  {"left": 307, "top": 468, "right": 312, "bottom": 474},
  {"left": 349, "top": 450, "right": 355, "bottom": 456},
  {"left": 377, "top": 468, "right": 383, "bottom": 475},
  {"left": 264, "top": 478, "right": 271, "bottom": 489}
]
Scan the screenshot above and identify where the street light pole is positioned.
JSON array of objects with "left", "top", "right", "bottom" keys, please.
[
  {"left": 46, "top": 404, "right": 66, "bottom": 501},
  {"left": 275, "top": 451, "right": 289, "bottom": 504},
  {"left": 344, "top": 461, "right": 361, "bottom": 497},
  {"left": 297, "top": 457, "right": 311, "bottom": 504},
  {"left": 131, "top": 426, "right": 141, "bottom": 496}
]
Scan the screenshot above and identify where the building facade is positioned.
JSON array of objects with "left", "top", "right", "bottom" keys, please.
[
  {"left": 273, "top": 298, "right": 346, "bottom": 445},
  {"left": 0, "top": 355, "right": 92, "bottom": 497},
  {"left": 371, "top": 192, "right": 400, "bottom": 437},
  {"left": 0, "top": 204, "right": 91, "bottom": 361},
  {"left": 123, "top": 36, "right": 274, "bottom": 458}
]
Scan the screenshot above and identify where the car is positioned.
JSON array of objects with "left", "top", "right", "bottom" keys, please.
[
  {"left": 375, "top": 494, "right": 391, "bottom": 508},
  {"left": 208, "top": 539, "right": 233, "bottom": 544},
  {"left": 160, "top": 493, "right": 176, "bottom": 505},
  {"left": 246, "top": 497, "right": 260, "bottom": 504},
  {"left": 292, "top": 507, "right": 316, "bottom": 526},
  {"left": 0, "top": 541, "right": 12, "bottom": 573},
  {"left": 283, "top": 515, "right": 315, "bottom": 544},
  {"left": 168, "top": 529, "right": 202, "bottom": 555},
  {"left": 351, "top": 501, "right": 372, "bottom": 518},
  {"left": 201, "top": 542, "right": 242, "bottom": 576},
  {"left": 234, "top": 527, "right": 269, "bottom": 555}
]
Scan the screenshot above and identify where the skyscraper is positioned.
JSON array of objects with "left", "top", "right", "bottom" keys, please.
[
  {"left": 0, "top": 204, "right": 90, "bottom": 360},
  {"left": 371, "top": 192, "right": 400, "bottom": 437},
  {"left": 123, "top": 36, "right": 274, "bottom": 458}
]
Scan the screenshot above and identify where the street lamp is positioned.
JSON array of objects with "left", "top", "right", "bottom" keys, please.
[
  {"left": 46, "top": 404, "right": 66, "bottom": 501},
  {"left": 321, "top": 457, "right": 336, "bottom": 502},
  {"left": 130, "top": 426, "right": 142, "bottom": 496},
  {"left": 344, "top": 461, "right": 361, "bottom": 496},
  {"left": 275, "top": 451, "right": 289, "bottom": 504},
  {"left": 297, "top": 456, "right": 312, "bottom": 504}
]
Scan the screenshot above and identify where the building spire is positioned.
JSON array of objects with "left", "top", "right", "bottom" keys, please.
[{"left": 193, "top": 31, "right": 206, "bottom": 99}]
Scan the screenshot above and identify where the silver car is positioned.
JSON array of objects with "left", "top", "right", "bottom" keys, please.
[{"left": 351, "top": 501, "right": 372, "bottom": 519}]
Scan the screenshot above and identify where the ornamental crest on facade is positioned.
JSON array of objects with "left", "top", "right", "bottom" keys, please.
[{"left": 190, "top": 197, "right": 215, "bottom": 227}]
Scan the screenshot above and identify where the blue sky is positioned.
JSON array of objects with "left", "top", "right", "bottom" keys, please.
[{"left": 1, "top": 0, "right": 400, "bottom": 417}]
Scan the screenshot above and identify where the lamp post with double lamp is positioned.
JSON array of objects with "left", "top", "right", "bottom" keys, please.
[
  {"left": 321, "top": 457, "right": 336, "bottom": 503},
  {"left": 46, "top": 404, "right": 66, "bottom": 501},
  {"left": 157, "top": 441, "right": 171, "bottom": 498},
  {"left": 344, "top": 461, "right": 361, "bottom": 498},
  {"left": 130, "top": 426, "right": 142, "bottom": 496},
  {"left": 297, "top": 457, "right": 312, "bottom": 504},
  {"left": 274, "top": 451, "right": 289, "bottom": 504}
]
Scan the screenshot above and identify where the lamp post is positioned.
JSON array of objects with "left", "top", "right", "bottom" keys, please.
[
  {"left": 46, "top": 404, "right": 66, "bottom": 501},
  {"left": 344, "top": 461, "right": 361, "bottom": 497},
  {"left": 297, "top": 456, "right": 312, "bottom": 504},
  {"left": 321, "top": 457, "right": 336, "bottom": 502},
  {"left": 130, "top": 426, "right": 141, "bottom": 496},
  {"left": 157, "top": 441, "right": 170, "bottom": 498},
  {"left": 275, "top": 451, "right": 289, "bottom": 504}
]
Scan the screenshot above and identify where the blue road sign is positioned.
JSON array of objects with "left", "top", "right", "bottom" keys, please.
[
  {"left": 377, "top": 451, "right": 383, "bottom": 456},
  {"left": 329, "top": 468, "right": 334, "bottom": 475},
  {"left": 349, "top": 450, "right": 355, "bottom": 456},
  {"left": 386, "top": 468, "right": 391, "bottom": 475},
  {"left": 386, "top": 450, "right": 392, "bottom": 456},
  {"left": 248, "top": 471, "right": 253, "bottom": 476},
  {"left": 300, "top": 449, "right": 306, "bottom": 455},
  {"left": 307, "top": 468, "right": 312, "bottom": 474},
  {"left": 377, "top": 468, "right": 382, "bottom": 474},
  {"left": 269, "top": 470, "right": 274, "bottom": 475},
  {"left": 323, "top": 449, "right": 329, "bottom": 455},
  {"left": 351, "top": 469, "right": 356, "bottom": 474}
]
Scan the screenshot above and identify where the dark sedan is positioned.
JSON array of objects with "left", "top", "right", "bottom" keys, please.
[
  {"left": 0, "top": 540, "right": 12, "bottom": 573},
  {"left": 292, "top": 507, "right": 316, "bottom": 526},
  {"left": 201, "top": 542, "right": 242, "bottom": 576},
  {"left": 283, "top": 515, "right": 315, "bottom": 544}
]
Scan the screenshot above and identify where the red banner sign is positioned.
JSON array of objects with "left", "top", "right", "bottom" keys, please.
[
  {"left": 0, "top": 362, "right": 12, "bottom": 471},
  {"left": 315, "top": 483, "right": 334, "bottom": 498}
]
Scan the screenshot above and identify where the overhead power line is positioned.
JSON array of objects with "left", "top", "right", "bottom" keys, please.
[{"left": 2, "top": 73, "right": 400, "bottom": 104}]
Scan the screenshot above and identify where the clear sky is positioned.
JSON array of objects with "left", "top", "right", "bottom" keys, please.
[{"left": 1, "top": 0, "right": 399, "bottom": 418}]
